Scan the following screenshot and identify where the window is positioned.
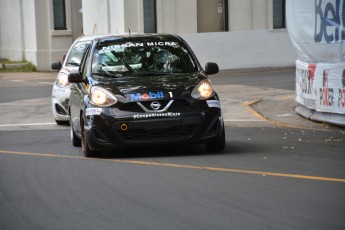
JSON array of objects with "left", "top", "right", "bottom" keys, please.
[
  {"left": 82, "top": 47, "right": 91, "bottom": 80},
  {"left": 53, "top": 0, "right": 67, "bottom": 30},
  {"left": 273, "top": 0, "right": 285, "bottom": 29},
  {"left": 143, "top": 0, "right": 157, "bottom": 33},
  {"left": 93, "top": 39, "right": 198, "bottom": 75}
]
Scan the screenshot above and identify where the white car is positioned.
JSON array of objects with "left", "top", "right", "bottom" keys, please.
[{"left": 51, "top": 35, "right": 104, "bottom": 125}]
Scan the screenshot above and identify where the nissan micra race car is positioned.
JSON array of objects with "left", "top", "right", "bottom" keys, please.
[{"left": 68, "top": 34, "right": 225, "bottom": 157}]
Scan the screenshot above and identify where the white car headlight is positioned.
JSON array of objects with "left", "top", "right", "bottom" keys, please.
[
  {"left": 90, "top": 86, "right": 117, "bottom": 107},
  {"left": 55, "top": 73, "right": 71, "bottom": 87},
  {"left": 191, "top": 79, "right": 215, "bottom": 100}
]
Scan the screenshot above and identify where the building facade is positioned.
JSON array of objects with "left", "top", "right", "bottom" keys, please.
[
  {"left": 0, "top": 0, "right": 83, "bottom": 71},
  {"left": 0, "top": 0, "right": 296, "bottom": 71}
]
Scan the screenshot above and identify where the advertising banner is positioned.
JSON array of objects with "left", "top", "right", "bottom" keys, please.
[
  {"left": 286, "top": 0, "right": 345, "bottom": 63},
  {"left": 296, "top": 59, "right": 345, "bottom": 114}
]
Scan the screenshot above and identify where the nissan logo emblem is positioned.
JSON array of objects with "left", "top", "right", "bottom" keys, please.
[{"left": 150, "top": 101, "right": 161, "bottom": 110}]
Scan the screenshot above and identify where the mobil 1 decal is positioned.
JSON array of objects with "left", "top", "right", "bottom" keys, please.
[{"left": 126, "top": 91, "right": 173, "bottom": 101}]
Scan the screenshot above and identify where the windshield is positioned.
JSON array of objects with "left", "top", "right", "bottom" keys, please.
[
  {"left": 92, "top": 39, "right": 198, "bottom": 77},
  {"left": 65, "top": 41, "right": 91, "bottom": 67}
]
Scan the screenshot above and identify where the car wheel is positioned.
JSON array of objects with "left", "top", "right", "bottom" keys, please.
[
  {"left": 205, "top": 126, "right": 225, "bottom": 152},
  {"left": 70, "top": 121, "right": 81, "bottom": 147},
  {"left": 80, "top": 117, "right": 98, "bottom": 158}
]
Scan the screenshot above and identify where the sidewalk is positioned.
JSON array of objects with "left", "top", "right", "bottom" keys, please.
[{"left": 214, "top": 83, "right": 335, "bottom": 130}]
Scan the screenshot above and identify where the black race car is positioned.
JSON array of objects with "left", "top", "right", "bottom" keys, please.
[{"left": 68, "top": 34, "right": 225, "bottom": 157}]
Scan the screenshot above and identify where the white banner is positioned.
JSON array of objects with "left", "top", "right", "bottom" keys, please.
[
  {"left": 296, "top": 60, "right": 345, "bottom": 114},
  {"left": 286, "top": 0, "right": 345, "bottom": 62}
]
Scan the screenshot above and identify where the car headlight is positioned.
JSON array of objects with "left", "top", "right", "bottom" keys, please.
[
  {"left": 191, "top": 79, "right": 215, "bottom": 100},
  {"left": 55, "top": 73, "right": 71, "bottom": 87},
  {"left": 90, "top": 86, "right": 117, "bottom": 107}
]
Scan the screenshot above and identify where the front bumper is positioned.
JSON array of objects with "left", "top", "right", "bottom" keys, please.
[
  {"left": 52, "top": 85, "right": 71, "bottom": 121},
  {"left": 84, "top": 105, "right": 223, "bottom": 150}
]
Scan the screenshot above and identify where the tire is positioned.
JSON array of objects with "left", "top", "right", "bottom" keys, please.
[
  {"left": 205, "top": 126, "right": 225, "bottom": 152},
  {"left": 80, "top": 117, "right": 98, "bottom": 158},
  {"left": 70, "top": 119, "right": 81, "bottom": 147}
]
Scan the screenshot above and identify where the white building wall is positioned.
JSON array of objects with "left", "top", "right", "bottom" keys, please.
[
  {"left": 34, "top": 0, "right": 51, "bottom": 71},
  {"left": 252, "top": 0, "right": 271, "bottom": 29},
  {"left": 124, "top": 0, "right": 142, "bottom": 33},
  {"left": 156, "top": 0, "right": 176, "bottom": 33},
  {"left": 71, "top": 0, "right": 84, "bottom": 38},
  {"left": 156, "top": 0, "right": 197, "bottom": 34},
  {"left": 229, "top": 0, "right": 253, "bottom": 31},
  {"left": 82, "top": 0, "right": 141, "bottom": 35},
  {"left": 0, "top": 0, "right": 82, "bottom": 71},
  {"left": 229, "top": 0, "right": 271, "bottom": 31},
  {"left": 112, "top": 0, "right": 126, "bottom": 33},
  {"left": 81, "top": 0, "right": 197, "bottom": 35},
  {"left": 181, "top": 29, "right": 296, "bottom": 70},
  {"left": 82, "top": 0, "right": 112, "bottom": 35},
  {"left": 175, "top": 0, "right": 197, "bottom": 33},
  {"left": 0, "top": 0, "right": 24, "bottom": 61}
]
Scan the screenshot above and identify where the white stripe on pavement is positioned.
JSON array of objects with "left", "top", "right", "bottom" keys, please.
[
  {"left": 38, "top": 82, "right": 54, "bottom": 85},
  {"left": 224, "top": 119, "right": 265, "bottom": 122},
  {"left": 0, "top": 123, "right": 56, "bottom": 127}
]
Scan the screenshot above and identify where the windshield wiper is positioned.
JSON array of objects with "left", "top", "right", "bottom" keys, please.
[
  {"left": 110, "top": 51, "right": 136, "bottom": 73},
  {"left": 92, "top": 72, "right": 122, "bottom": 78},
  {"left": 133, "top": 71, "right": 177, "bottom": 76}
]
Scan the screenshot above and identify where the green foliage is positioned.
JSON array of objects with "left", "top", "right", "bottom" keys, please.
[{"left": 0, "top": 59, "right": 37, "bottom": 72}]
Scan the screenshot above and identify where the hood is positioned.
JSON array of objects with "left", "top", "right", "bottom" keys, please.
[{"left": 93, "top": 72, "right": 207, "bottom": 101}]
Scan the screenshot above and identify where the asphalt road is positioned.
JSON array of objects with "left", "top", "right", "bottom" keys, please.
[{"left": 0, "top": 70, "right": 344, "bottom": 230}]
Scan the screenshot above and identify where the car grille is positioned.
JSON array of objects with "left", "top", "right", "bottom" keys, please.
[
  {"left": 167, "top": 99, "right": 192, "bottom": 112},
  {"left": 119, "top": 99, "right": 192, "bottom": 113},
  {"left": 117, "top": 124, "right": 198, "bottom": 142},
  {"left": 119, "top": 102, "right": 142, "bottom": 112}
]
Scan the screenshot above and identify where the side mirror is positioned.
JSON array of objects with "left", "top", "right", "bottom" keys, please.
[
  {"left": 51, "top": 61, "right": 62, "bottom": 70},
  {"left": 68, "top": 72, "right": 84, "bottom": 83},
  {"left": 205, "top": 62, "right": 219, "bottom": 75}
]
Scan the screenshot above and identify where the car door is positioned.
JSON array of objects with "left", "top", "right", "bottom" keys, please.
[{"left": 69, "top": 45, "right": 92, "bottom": 136}]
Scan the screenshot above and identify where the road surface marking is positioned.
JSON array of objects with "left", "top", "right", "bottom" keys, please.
[
  {"left": 0, "top": 123, "right": 56, "bottom": 127},
  {"left": 38, "top": 82, "right": 54, "bottom": 85},
  {"left": 9, "top": 80, "right": 25, "bottom": 82},
  {"left": 224, "top": 119, "right": 265, "bottom": 122},
  {"left": 1, "top": 149, "right": 344, "bottom": 183}
]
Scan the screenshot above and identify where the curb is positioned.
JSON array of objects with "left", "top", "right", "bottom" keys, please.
[
  {"left": 295, "top": 104, "right": 345, "bottom": 128},
  {"left": 249, "top": 96, "right": 341, "bottom": 130},
  {"left": 246, "top": 99, "right": 306, "bottom": 129}
]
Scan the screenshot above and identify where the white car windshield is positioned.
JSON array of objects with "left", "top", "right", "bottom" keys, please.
[{"left": 66, "top": 41, "right": 91, "bottom": 67}]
